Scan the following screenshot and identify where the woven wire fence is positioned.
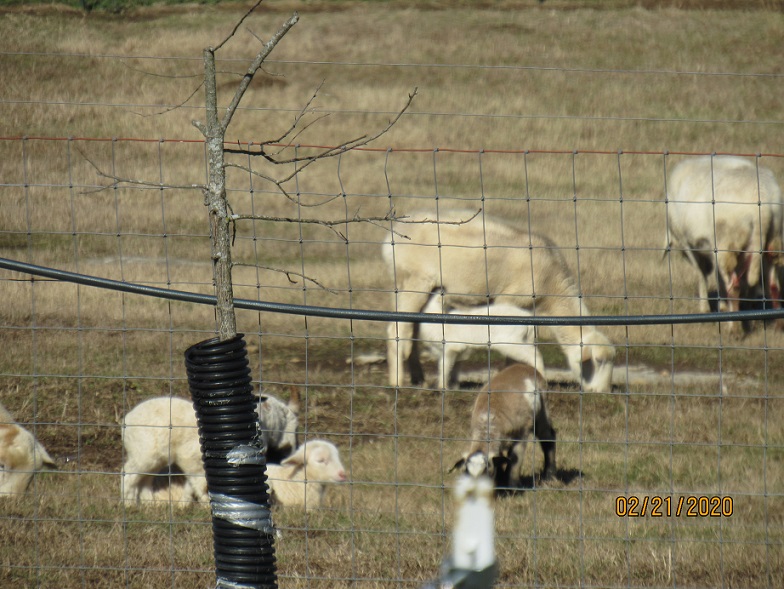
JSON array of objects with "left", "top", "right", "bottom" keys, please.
[{"left": 1, "top": 136, "right": 782, "bottom": 589}]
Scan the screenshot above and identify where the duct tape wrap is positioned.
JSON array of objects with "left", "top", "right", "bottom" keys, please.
[{"left": 184, "top": 334, "right": 277, "bottom": 589}]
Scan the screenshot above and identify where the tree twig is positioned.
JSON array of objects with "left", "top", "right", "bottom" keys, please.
[
  {"left": 221, "top": 12, "right": 300, "bottom": 131},
  {"left": 76, "top": 146, "right": 204, "bottom": 193},
  {"left": 227, "top": 87, "right": 418, "bottom": 164},
  {"left": 132, "top": 82, "right": 205, "bottom": 118},
  {"left": 233, "top": 262, "right": 339, "bottom": 294},
  {"left": 214, "top": 0, "right": 265, "bottom": 52}
]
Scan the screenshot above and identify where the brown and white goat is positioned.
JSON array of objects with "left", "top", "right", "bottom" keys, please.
[{"left": 450, "top": 364, "right": 556, "bottom": 488}]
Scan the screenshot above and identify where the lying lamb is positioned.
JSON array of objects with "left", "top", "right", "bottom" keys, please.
[
  {"left": 665, "top": 156, "right": 784, "bottom": 325},
  {"left": 450, "top": 364, "right": 556, "bottom": 489},
  {"left": 122, "top": 391, "right": 300, "bottom": 506},
  {"left": 0, "top": 401, "right": 56, "bottom": 496},
  {"left": 382, "top": 209, "right": 615, "bottom": 392},
  {"left": 266, "top": 439, "right": 347, "bottom": 511},
  {"left": 417, "top": 294, "right": 546, "bottom": 389}
]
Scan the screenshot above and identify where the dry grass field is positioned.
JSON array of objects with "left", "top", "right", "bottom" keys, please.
[{"left": 1, "top": 1, "right": 783, "bottom": 588}]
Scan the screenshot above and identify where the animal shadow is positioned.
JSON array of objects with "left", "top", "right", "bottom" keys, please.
[{"left": 495, "top": 467, "right": 583, "bottom": 498}]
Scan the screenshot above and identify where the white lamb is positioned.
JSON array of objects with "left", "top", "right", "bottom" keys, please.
[
  {"left": 417, "top": 295, "right": 546, "bottom": 389},
  {"left": 122, "top": 397, "right": 207, "bottom": 505},
  {"left": 450, "top": 363, "right": 556, "bottom": 488},
  {"left": 0, "top": 401, "right": 56, "bottom": 496},
  {"left": 382, "top": 209, "right": 615, "bottom": 392},
  {"left": 265, "top": 440, "right": 347, "bottom": 511},
  {"left": 122, "top": 391, "right": 300, "bottom": 506},
  {"left": 665, "top": 156, "right": 784, "bottom": 324}
]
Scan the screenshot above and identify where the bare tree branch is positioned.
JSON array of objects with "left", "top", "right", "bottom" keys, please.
[
  {"left": 221, "top": 158, "right": 343, "bottom": 207},
  {"left": 77, "top": 147, "right": 204, "bottom": 193},
  {"left": 227, "top": 209, "right": 479, "bottom": 243},
  {"left": 220, "top": 161, "right": 306, "bottom": 205},
  {"left": 132, "top": 82, "right": 205, "bottom": 118},
  {"left": 232, "top": 262, "right": 338, "bottom": 294},
  {"left": 240, "top": 80, "right": 327, "bottom": 151},
  {"left": 393, "top": 209, "right": 482, "bottom": 227},
  {"left": 227, "top": 87, "right": 418, "bottom": 164},
  {"left": 214, "top": 0, "right": 265, "bottom": 52},
  {"left": 221, "top": 12, "right": 300, "bottom": 131},
  {"left": 222, "top": 87, "right": 416, "bottom": 203},
  {"left": 229, "top": 211, "right": 404, "bottom": 228}
]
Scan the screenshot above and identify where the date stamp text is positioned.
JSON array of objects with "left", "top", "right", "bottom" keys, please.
[{"left": 615, "top": 495, "right": 733, "bottom": 517}]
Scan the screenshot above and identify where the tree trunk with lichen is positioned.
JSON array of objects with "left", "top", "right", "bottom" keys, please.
[{"left": 202, "top": 47, "right": 237, "bottom": 341}]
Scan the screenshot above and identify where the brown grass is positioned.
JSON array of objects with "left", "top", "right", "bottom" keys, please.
[{"left": 1, "top": 1, "right": 783, "bottom": 588}]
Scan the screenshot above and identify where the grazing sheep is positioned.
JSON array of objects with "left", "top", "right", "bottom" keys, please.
[
  {"left": 450, "top": 364, "right": 556, "bottom": 488},
  {"left": 266, "top": 440, "right": 347, "bottom": 511},
  {"left": 122, "top": 391, "right": 300, "bottom": 506},
  {"left": 0, "top": 401, "right": 56, "bottom": 496},
  {"left": 417, "top": 294, "right": 546, "bottom": 389},
  {"left": 665, "top": 156, "right": 784, "bottom": 324},
  {"left": 382, "top": 210, "right": 615, "bottom": 392}
]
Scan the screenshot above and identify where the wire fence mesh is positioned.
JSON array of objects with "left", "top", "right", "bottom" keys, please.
[{"left": 1, "top": 134, "right": 782, "bottom": 588}]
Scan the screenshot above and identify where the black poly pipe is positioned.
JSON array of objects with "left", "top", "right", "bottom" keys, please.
[
  {"left": 6, "top": 256, "right": 784, "bottom": 327},
  {"left": 184, "top": 334, "right": 277, "bottom": 589}
]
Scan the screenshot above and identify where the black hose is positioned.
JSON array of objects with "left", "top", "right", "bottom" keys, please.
[{"left": 184, "top": 334, "right": 277, "bottom": 589}]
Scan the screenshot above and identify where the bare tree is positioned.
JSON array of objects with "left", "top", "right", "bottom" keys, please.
[
  {"left": 188, "top": 1, "right": 416, "bottom": 341},
  {"left": 83, "top": 1, "right": 418, "bottom": 340}
]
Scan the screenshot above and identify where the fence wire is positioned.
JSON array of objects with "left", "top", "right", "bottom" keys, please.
[{"left": 0, "top": 136, "right": 782, "bottom": 589}]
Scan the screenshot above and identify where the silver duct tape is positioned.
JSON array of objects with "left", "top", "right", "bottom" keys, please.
[
  {"left": 215, "top": 577, "right": 262, "bottom": 589},
  {"left": 210, "top": 492, "right": 276, "bottom": 535},
  {"left": 226, "top": 444, "right": 267, "bottom": 465}
]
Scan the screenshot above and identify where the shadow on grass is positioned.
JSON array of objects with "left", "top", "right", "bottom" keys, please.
[{"left": 495, "top": 467, "right": 583, "bottom": 498}]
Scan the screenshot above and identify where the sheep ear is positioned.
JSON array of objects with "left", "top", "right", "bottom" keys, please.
[
  {"left": 281, "top": 451, "right": 305, "bottom": 467},
  {"left": 280, "top": 452, "right": 305, "bottom": 479},
  {"left": 448, "top": 457, "right": 466, "bottom": 473}
]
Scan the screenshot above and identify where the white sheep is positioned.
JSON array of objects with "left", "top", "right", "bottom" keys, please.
[
  {"left": 382, "top": 210, "right": 615, "bottom": 392},
  {"left": 417, "top": 294, "right": 546, "bottom": 389},
  {"left": 450, "top": 363, "right": 556, "bottom": 488},
  {"left": 122, "top": 397, "right": 207, "bottom": 506},
  {"left": 121, "top": 391, "right": 300, "bottom": 506},
  {"left": 265, "top": 439, "right": 347, "bottom": 511},
  {"left": 665, "top": 156, "right": 784, "bottom": 324},
  {"left": 0, "top": 401, "right": 56, "bottom": 496}
]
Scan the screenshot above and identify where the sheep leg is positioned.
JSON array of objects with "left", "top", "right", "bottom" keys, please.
[
  {"left": 699, "top": 275, "right": 719, "bottom": 313},
  {"left": 407, "top": 337, "right": 425, "bottom": 386},
  {"left": 534, "top": 414, "right": 557, "bottom": 481},
  {"left": 769, "top": 265, "right": 782, "bottom": 309},
  {"left": 436, "top": 344, "right": 461, "bottom": 390},
  {"left": 690, "top": 250, "right": 718, "bottom": 313},
  {"left": 507, "top": 441, "right": 526, "bottom": 488},
  {"left": 183, "top": 476, "right": 209, "bottom": 504},
  {"left": 177, "top": 454, "right": 209, "bottom": 504},
  {"left": 386, "top": 286, "right": 433, "bottom": 387},
  {"left": 491, "top": 454, "right": 511, "bottom": 489},
  {"left": 715, "top": 251, "right": 743, "bottom": 332},
  {"left": 122, "top": 459, "right": 152, "bottom": 505}
]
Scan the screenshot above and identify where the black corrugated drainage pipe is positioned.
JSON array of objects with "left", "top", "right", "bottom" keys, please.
[{"left": 184, "top": 334, "right": 277, "bottom": 589}]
